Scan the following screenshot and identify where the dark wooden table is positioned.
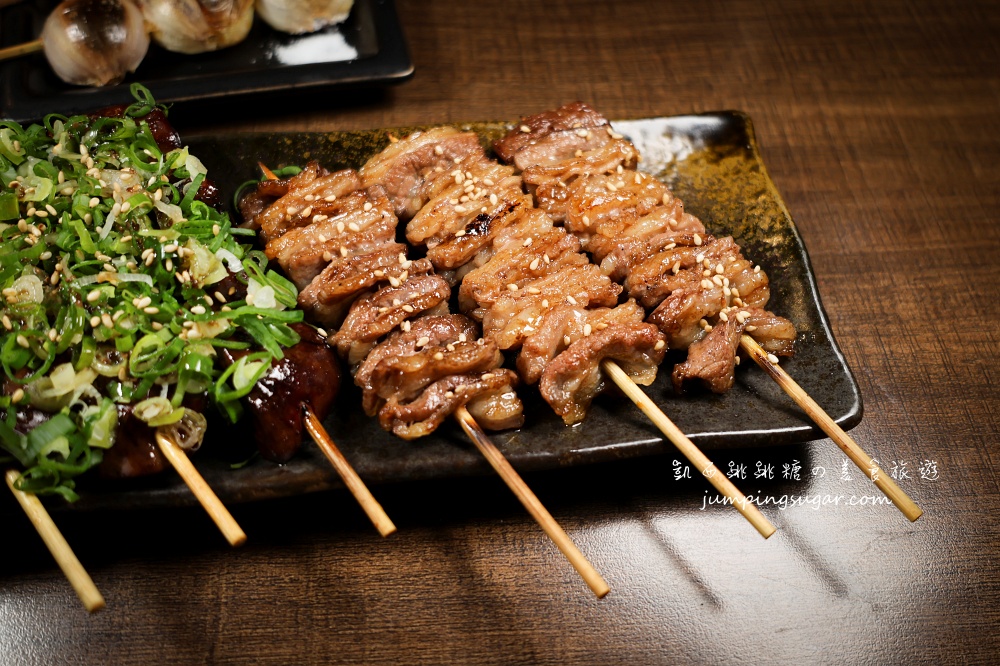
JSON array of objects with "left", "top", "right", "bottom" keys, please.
[{"left": 4, "top": 1, "right": 999, "bottom": 663}]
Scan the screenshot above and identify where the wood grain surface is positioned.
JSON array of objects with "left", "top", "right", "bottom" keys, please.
[{"left": 3, "top": 0, "right": 999, "bottom": 664}]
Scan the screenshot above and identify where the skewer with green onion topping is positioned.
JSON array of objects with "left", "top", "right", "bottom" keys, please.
[{"left": 0, "top": 85, "right": 305, "bottom": 540}]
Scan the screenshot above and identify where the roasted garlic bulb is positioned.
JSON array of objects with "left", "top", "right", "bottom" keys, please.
[
  {"left": 138, "top": 0, "right": 255, "bottom": 54},
  {"left": 255, "top": 0, "right": 354, "bottom": 34},
  {"left": 41, "top": 0, "right": 149, "bottom": 86}
]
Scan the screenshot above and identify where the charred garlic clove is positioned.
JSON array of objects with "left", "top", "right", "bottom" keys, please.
[
  {"left": 41, "top": 0, "right": 149, "bottom": 87},
  {"left": 138, "top": 0, "right": 254, "bottom": 54},
  {"left": 255, "top": 0, "right": 353, "bottom": 34}
]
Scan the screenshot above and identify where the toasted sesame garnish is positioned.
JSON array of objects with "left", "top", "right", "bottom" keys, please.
[
  {"left": 654, "top": 340, "right": 666, "bottom": 351},
  {"left": 719, "top": 311, "right": 729, "bottom": 322},
  {"left": 401, "top": 304, "right": 415, "bottom": 313},
  {"left": 694, "top": 234, "right": 703, "bottom": 246},
  {"left": 520, "top": 125, "right": 531, "bottom": 133},
  {"left": 745, "top": 325, "right": 757, "bottom": 332},
  {"left": 766, "top": 353, "right": 779, "bottom": 364},
  {"left": 507, "top": 283, "right": 518, "bottom": 292},
  {"left": 416, "top": 336, "right": 430, "bottom": 347},
  {"left": 563, "top": 335, "right": 572, "bottom": 346},
  {"left": 583, "top": 323, "right": 592, "bottom": 337},
  {"left": 401, "top": 320, "right": 411, "bottom": 332}
]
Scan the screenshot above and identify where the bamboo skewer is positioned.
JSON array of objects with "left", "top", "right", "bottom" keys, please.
[
  {"left": 5, "top": 469, "right": 105, "bottom": 613},
  {"left": 257, "top": 164, "right": 396, "bottom": 538},
  {"left": 155, "top": 433, "right": 248, "bottom": 546},
  {"left": 0, "top": 38, "right": 43, "bottom": 62},
  {"left": 739, "top": 335, "right": 923, "bottom": 521},
  {"left": 454, "top": 406, "right": 610, "bottom": 598},
  {"left": 303, "top": 405, "right": 396, "bottom": 537},
  {"left": 601, "top": 360, "right": 777, "bottom": 538}
]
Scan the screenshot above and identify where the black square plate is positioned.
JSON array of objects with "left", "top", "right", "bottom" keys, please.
[
  {"left": 0, "top": 0, "right": 412, "bottom": 122},
  {"left": 47, "top": 111, "right": 862, "bottom": 510}
]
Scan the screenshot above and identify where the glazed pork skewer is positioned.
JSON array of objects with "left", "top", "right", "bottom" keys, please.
[
  {"left": 357, "top": 127, "right": 775, "bottom": 538},
  {"left": 247, "top": 164, "right": 609, "bottom": 596},
  {"left": 495, "top": 103, "right": 921, "bottom": 521}
]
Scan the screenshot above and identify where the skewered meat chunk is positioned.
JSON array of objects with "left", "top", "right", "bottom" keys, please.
[
  {"left": 672, "top": 308, "right": 747, "bottom": 394},
  {"left": 540, "top": 323, "right": 666, "bottom": 425},
  {"left": 378, "top": 369, "right": 521, "bottom": 440},
  {"left": 524, "top": 139, "right": 640, "bottom": 221},
  {"left": 518, "top": 299, "right": 648, "bottom": 385},
  {"left": 744, "top": 307, "right": 797, "bottom": 355},
  {"left": 242, "top": 162, "right": 363, "bottom": 243},
  {"left": 359, "top": 127, "right": 485, "bottom": 219},
  {"left": 297, "top": 244, "right": 433, "bottom": 327},
  {"left": 493, "top": 102, "right": 616, "bottom": 170},
  {"left": 356, "top": 315, "right": 502, "bottom": 416},
  {"left": 264, "top": 186, "right": 396, "bottom": 289},
  {"left": 331, "top": 274, "right": 452, "bottom": 366}
]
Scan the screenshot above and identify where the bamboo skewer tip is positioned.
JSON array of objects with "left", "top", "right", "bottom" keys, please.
[
  {"left": 5, "top": 469, "right": 106, "bottom": 613},
  {"left": 739, "top": 335, "right": 923, "bottom": 522},
  {"left": 302, "top": 405, "right": 397, "bottom": 537},
  {"left": 454, "top": 406, "right": 611, "bottom": 598},
  {"left": 600, "top": 359, "right": 777, "bottom": 539},
  {"left": 154, "top": 433, "right": 248, "bottom": 547}
]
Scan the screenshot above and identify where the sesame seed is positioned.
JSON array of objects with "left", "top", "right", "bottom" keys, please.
[
  {"left": 1, "top": 315, "right": 9, "bottom": 330},
  {"left": 672, "top": 261, "right": 681, "bottom": 275},
  {"left": 416, "top": 336, "right": 430, "bottom": 347},
  {"left": 340, "top": 247, "right": 348, "bottom": 257},
  {"left": 120, "top": 201, "right": 131, "bottom": 213},
  {"left": 745, "top": 325, "right": 757, "bottom": 332},
  {"left": 696, "top": 253, "right": 705, "bottom": 263},
  {"left": 90, "top": 316, "right": 101, "bottom": 327},
  {"left": 520, "top": 125, "right": 531, "bottom": 133},
  {"left": 694, "top": 234, "right": 703, "bottom": 246},
  {"left": 455, "top": 205, "right": 467, "bottom": 213},
  {"left": 529, "top": 258, "right": 540, "bottom": 271},
  {"left": 324, "top": 195, "right": 337, "bottom": 202},
  {"left": 654, "top": 340, "right": 666, "bottom": 351},
  {"left": 434, "top": 145, "right": 444, "bottom": 155},
  {"left": 563, "top": 335, "right": 572, "bottom": 345},
  {"left": 47, "top": 328, "right": 58, "bottom": 341},
  {"left": 489, "top": 193, "right": 498, "bottom": 206},
  {"left": 402, "top": 304, "right": 415, "bottom": 313},
  {"left": 144, "top": 306, "right": 159, "bottom": 314},
  {"left": 754, "top": 265, "right": 761, "bottom": 273},
  {"left": 719, "top": 311, "right": 729, "bottom": 322},
  {"left": 401, "top": 320, "right": 411, "bottom": 332},
  {"left": 541, "top": 299, "right": 549, "bottom": 308},
  {"left": 507, "top": 283, "right": 519, "bottom": 292},
  {"left": 543, "top": 254, "right": 550, "bottom": 264},
  {"left": 716, "top": 264, "right": 724, "bottom": 274},
  {"left": 445, "top": 391, "right": 455, "bottom": 399},
  {"left": 455, "top": 229, "right": 466, "bottom": 237},
  {"left": 582, "top": 215, "right": 590, "bottom": 227},
  {"left": 433, "top": 352, "right": 444, "bottom": 360},
  {"left": 567, "top": 296, "right": 578, "bottom": 305},
  {"left": 86, "top": 290, "right": 101, "bottom": 302},
  {"left": 286, "top": 206, "right": 297, "bottom": 216},
  {"left": 373, "top": 269, "right": 385, "bottom": 277},
  {"left": 348, "top": 222, "right": 360, "bottom": 232},
  {"left": 522, "top": 237, "right": 533, "bottom": 247},
  {"left": 16, "top": 335, "right": 29, "bottom": 348},
  {"left": 101, "top": 314, "right": 114, "bottom": 328},
  {"left": 45, "top": 204, "right": 57, "bottom": 216},
  {"left": 190, "top": 305, "right": 206, "bottom": 315},
  {"left": 767, "top": 353, "right": 780, "bottom": 364},
  {"left": 526, "top": 287, "right": 541, "bottom": 295},
  {"left": 163, "top": 243, "right": 178, "bottom": 253},
  {"left": 363, "top": 202, "right": 373, "bottom": 212},
  {"left": 458, "top": 333, "right": 467, "bottom": 343},
  {"left": 712, "top": 275, "right": 724, "bottom": 286},
  {"left": 388, "top": 276, "right": 401, "bottom": 287},
  {"left": 583, "top": 324, "right": 592, "bottom": 337},
  {"left": 165, "top": 259, "right": 173, "bottom": 272},
  {"left": 11, "top": 388, "right": 24, "bottom": 404},
  {"left": 322, "top": 251, "right": 333, "bottom": 262},
  {"left": 701, "top": 279, "right": 713, "bottom": 289}
]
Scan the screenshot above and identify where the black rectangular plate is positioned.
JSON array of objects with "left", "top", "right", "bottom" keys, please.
[
  {"left": 0, "top": 0, "right": 412, "bottom": 122},
  {"left": 47, "top": 112, "right": 862, "bottom": 511}
]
